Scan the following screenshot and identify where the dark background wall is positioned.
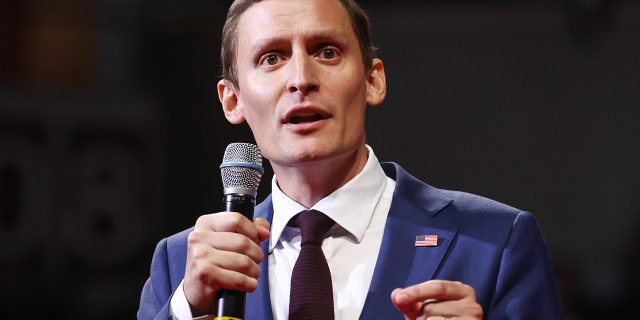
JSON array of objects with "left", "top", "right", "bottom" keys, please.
[{"left": 1, "top": 0, "right": 638, "bottom": 318}]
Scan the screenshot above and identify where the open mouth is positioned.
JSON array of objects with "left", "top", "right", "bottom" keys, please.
[
  {"left": 288, "top": 113, "right": 325, "bottom": 124},
  {"left": 284, "top": 107, "right": 331, "bottom": 125}
]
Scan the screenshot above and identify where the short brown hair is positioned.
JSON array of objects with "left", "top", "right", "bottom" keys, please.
[{"left": 220, "top": 0, "right": 376, "bottom": 89}]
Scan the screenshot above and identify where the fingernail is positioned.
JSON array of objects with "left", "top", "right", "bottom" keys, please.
[{"left": 396, "top": 292, "right": 409, "bottom": 304}]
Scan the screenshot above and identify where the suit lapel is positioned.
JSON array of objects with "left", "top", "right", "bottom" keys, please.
[
  {"left": 359, "top": 163, "right": 458, "bottom": 319},
  {"left": 246, "top": 198, "right": 275, "bottom": 320}
]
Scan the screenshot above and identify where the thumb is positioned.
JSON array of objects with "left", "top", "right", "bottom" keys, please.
[{"left": 254, "top": 218, "right": 271, "bottom": 242}]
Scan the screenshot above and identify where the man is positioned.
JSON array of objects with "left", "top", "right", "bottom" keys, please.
[{"left": 139, "top": 0, "right": 564, "bottom": 319}]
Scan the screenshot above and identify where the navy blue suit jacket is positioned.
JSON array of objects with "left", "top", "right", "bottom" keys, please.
[{"left": 138, "top": 163, "right": 564, "bottom": 319}]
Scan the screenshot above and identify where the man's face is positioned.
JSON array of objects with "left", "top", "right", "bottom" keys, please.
[{"left": 220, "top": 0, "right": 385, "bottom": 170}]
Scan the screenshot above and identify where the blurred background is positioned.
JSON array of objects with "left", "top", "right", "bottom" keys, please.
[{"left": 1, "top": 0, "right": 638, "bottom": 318}]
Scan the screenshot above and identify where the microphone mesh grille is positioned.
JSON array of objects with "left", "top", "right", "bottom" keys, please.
[{"left": 220, "top": 143, "right": 263, "bottom": 192}]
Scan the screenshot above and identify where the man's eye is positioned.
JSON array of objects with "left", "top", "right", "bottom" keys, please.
[
  {"left": 320, "top": 49, "right": 337, "bottom": 59},
  {"left": 260, "top": 53, "right": 282, "bottom": 66},
  {"left": 262, "top": 54, "right": 281, "bottom": 66}
]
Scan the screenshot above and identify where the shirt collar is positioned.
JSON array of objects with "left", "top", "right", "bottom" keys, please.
[{"left": 269, "top": 145, "right": 388, "bottom": 251}]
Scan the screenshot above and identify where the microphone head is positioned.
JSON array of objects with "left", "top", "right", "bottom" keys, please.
[{"left": 220, "top": 143, "right": 264, "bottom": 197}]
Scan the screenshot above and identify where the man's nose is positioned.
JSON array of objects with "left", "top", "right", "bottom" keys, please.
[{"left": 287, "top": 54, "right": 319, "bottom": 95}]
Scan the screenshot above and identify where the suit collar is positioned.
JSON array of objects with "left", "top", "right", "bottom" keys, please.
[{"left": 381, "top": 162, "right": 453, "bottom": 217}]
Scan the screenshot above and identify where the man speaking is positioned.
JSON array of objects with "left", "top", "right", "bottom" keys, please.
[{"left": 138, "top": 0, "right": 564, "bottom": 319}]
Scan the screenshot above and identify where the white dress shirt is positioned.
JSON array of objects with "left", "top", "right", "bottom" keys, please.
[
  {"left": 269, "top": 145, "right": 395, "bottom": 319},
  {"left": 170, "top": 145, "right": 395, "bottom": 319}
]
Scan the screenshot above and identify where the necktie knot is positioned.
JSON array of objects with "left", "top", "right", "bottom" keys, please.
[{"left": 295, "top": 209, "right": 335, "bottom": 245}]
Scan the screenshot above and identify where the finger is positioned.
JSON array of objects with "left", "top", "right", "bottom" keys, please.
[
  {"left": 391, "top": 288, "right": 421, "bottom": 319},
  {"left": 197, "top": 248, "right": 262, "bottom": 287},
  {"left": 195, "top": 212, "right": 261, "bottom": 242},
  {"left": 187, "top": 229, "right": 265, "bottom": 264},
  {"left": 401, "top": 280, "right": 476, "bottom": 302},
  {"left": 187, "top": 251, "right": 260, "bottom": 287},
  {"left": 185, "top": 239, "right": 262, "bottom": 292},
  {"left": 392, "top": 281, "right": 479, "bottom": 319},
  {"left": 421, "top": 299, "right": 483, "bottom": 319}
]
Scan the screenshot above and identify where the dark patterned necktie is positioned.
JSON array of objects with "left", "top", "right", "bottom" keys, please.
[{"left": 289, "top": 210, "right": 336, "bottom": 320}]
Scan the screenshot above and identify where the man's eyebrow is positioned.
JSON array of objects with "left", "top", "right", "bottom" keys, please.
[
  {"left": 249, "top": 37, "right": 289, "bottom": 58},
  {"left": 248, "top": 30, "right": 350, "bottom": 57},
  {"left": 305, "top": 30, "right": 350, "bottom": 43}
]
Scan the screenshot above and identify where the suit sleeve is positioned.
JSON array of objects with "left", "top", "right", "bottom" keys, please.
[
  {"left": 487, "top": 211, "right": 564, "bottom": 319},
  {"left": 138, "top": 238, "right": 174, "bottom": 320}
]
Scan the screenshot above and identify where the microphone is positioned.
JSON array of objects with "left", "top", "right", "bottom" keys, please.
[{"left": 216, "top": 143, "right": 264, "bottom": 320}]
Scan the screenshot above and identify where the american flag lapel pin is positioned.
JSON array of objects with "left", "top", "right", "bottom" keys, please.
[{"left": 415, "top": 234, "right": 438, "bottom": 247}]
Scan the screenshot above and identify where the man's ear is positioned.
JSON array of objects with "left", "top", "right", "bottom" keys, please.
[
  {"left": 217, "top": 79, "right": 245, "bottom": 124},
  {"left": 366, "top": 58, "right": 387, "bottom": 107}
]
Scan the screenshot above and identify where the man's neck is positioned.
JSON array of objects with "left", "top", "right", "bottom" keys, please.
[{"left": 272, "top": 146, "right": 369, "bottom": 208}]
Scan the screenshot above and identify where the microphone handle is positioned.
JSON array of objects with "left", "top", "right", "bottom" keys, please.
[{"left": 215, "top": 193, "right": 256, "bottom": 320}]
